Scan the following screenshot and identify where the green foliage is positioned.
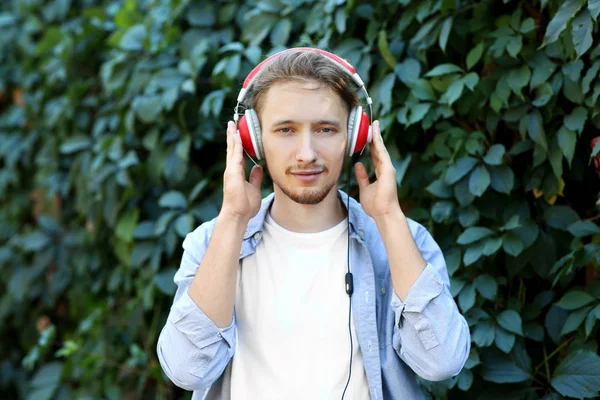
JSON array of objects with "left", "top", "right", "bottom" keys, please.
[{"left": 1, "top": 0, "right": 600, "bottom": 399}]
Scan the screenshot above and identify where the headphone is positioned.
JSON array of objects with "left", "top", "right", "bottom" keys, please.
[
  {"left": 233, "top": 47, "right": 374, "bottom": 161},
  {"left": 233, "top": 48, "right": 374, "bottom": 400}
]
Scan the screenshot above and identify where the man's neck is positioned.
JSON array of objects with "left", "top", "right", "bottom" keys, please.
[{"left": 268, "top": 186, "right": 347, "bottom": 233}]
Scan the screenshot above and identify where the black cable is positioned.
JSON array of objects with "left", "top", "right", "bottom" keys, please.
[{"left": 341, "top": 154, "right": 359, "bottom": 400}]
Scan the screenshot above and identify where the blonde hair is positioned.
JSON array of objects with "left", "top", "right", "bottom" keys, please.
[{"left": 248, "top": 49, "right": 360, "bottom": 118}]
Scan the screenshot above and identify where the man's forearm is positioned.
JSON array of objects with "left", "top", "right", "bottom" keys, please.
[
  {"left": 188, "top": 212, "right": 247, "bottom": 328},
  {"left": 375, "top": 208, "right": 427, "bottom": 301}
]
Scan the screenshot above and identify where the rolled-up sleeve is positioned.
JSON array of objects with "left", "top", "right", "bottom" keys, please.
[
  {"left": 390, "top": 226, "right": 471, "bottom": 382},
  {"left": 157, "top": 221, "right": 236, "bottom": 390}
]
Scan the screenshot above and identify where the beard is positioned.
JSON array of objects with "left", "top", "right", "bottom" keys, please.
[{"left": 265, "top": 161, "right": 338, "bottom": 205}]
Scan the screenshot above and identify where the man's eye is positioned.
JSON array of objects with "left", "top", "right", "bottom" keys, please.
[
  {"left": 320, "top": 127, "right": 335, "bottom": 133},
  {"left": 278, "top": 127, "right": 292, "bottom": 133}
]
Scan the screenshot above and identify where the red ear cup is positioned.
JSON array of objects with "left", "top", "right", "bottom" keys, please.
[
  {"left": 237, "top": 114, "right": 257, "bottom": 158},
  {"left": 353, "top": 110, "right": 371, "bottom": 155}
]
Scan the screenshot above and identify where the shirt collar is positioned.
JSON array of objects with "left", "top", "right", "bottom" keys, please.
[{"left": 243, "top": 189, "right": 366, "bottom": 240}]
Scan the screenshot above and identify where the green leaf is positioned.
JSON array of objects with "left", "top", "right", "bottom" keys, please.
[
  {"left": 507, "top": 35, "right": 523, "bottom": 58},
  {"left": 557, "top": 126, "right": 577, "bottom": 167},
  {"left": 572, "top": 9, "right": 593, "bottom": 59},
  {"left": 21, "top": 231, "right": 51, "bottom": 251},
  {"left": 426, "top": 179, "right": 453, "bottom": 198},
  {"left": 508, "top": 65, "right": 531, "bottom": 98},
  {"left": 532, "top": 82, "right": 553, "bottom": 107},
  {"left": 497, "top": 310, "right": 524, "bottom": 336},
  {"left": 545, "top": 205, "right": 581, "bottom": 230},
  {"left": 396, "top": 59, "right": 422, "bottom": 87},
  {"left": 567, "top": 220, "right": 600, "bottom": 237},
  {"left": 120, "top": 24, "right": 146, "bottom": 51},
  {"left": 334, "top": 9, "right": 346, "bottom": 34},
  {"left": 481, "top": 349, "right": 532, "bottom": 383},
  {"left": 495, "top": 327, "right": 516, "bottom": 353},
  {"left": 458, "top": 226, "right": 495, "bottom": 245},
  {"left": 132, "top": 95, "right": 163, "bottom": 123},
  {"left": 154, "top": 268, "right": 177, "bottom": 295},
  {"left": 473, "top": 321, "right": 495, "bottom": 347},
  {"left": 564, "top": 106, "right": 587, "bottom": 134},
  {"left": 483, "top": 144, "right": 506, "bottom": 166},
  {"left": 560, "top": 306, "right": 592, "bottom": 335},
  {"left": 462, "top": 72, "right": 479, "bottom": 90},
  {"left": 425, "top": 63, "right": 463, "bottom": 77},
  {"left": 502, "top": 232, "right": 524, "bottom": 256},
  {"left": 482, "top": 236, "right": 503, "bottom": 255},
  {"left": 551, "top": 350, "right": 600, "bottom": 399},
  {"left": 469, "top": 165, "right": 490, "bottom": 197},
  {"left": 174, "top": 214, "right": 194, "bottom": 237},
  {"left": 520, "top": 18, "right": 536, "bottom": 34},
  {"left": 270, "top": 18, "right": 292, "bottom": 46},
  {"left": 555, "top": 290, "right": 596, "bottom": 310},
  {"left": 444, "top": 157, "right": 478, "bottom": 184},
  {"left": 474, "top": 274, "right": 498, "bottom": 300},
  {"left": 116, "top": 208, "right": 139, "bottom": 243},
  {"left": 439, "top": 16, "right": 453, "bottom": 52},
  {"left": 459, "top": 206, "right": 480, "bottom": 227},
  {"left": 589, "top": 0, "right": 600, "bottom": 20},
  {"left": 440, "top": 79, "right": 464, "bottom": 105},
  {"left": 466, "top": 42, "right": 484, "bottom": 70},
  {"left": 458, "top": 283, "right": 476, "bottom": 312},
  {"left": 489, "top": 165, "right": 515, "bottom": 194},
  {"left": 542, "top": 0, "right": 586, "bottom": 47},
  {"left": 27, "top": 362, "right": 63, "bottom": 400},
  {"left": 527, "top": 110, "right": 548, "bottom": 151},
  {"left": 378, "top": 30, "right": 397, "bottom": 68},
  {"left": 159, "top": 191, "right": 188, "bottom": 209},
  {"left": 60, "top": 137, "right": 92, "bottom": 154}
]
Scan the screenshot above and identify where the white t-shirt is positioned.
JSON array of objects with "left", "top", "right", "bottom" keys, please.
[{"left": 230, "top": 212, "right": 370, "bottom": 399}]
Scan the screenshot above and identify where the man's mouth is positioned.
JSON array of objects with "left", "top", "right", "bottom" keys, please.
[{"left": 290, "top": 170, "right": 323, "bottom": 182}]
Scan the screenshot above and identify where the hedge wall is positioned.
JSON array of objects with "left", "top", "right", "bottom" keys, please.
[{"left": 1, "top": 0, "right": 600, "bottom": 399}]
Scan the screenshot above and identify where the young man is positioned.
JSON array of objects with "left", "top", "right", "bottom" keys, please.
[{"left": 157, "top": 49, "right": 470, "bottom": 399}]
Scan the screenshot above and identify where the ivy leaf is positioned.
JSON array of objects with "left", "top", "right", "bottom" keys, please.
[
  {"left": 544, "top": 205, "right": 581, "bottom": 230},
  {"left": 457, "top": 227, "right": 495, "bottom": 244},
  {"left": 444, "top": 157, "right": 479, "bottom": 184},
  {"left": 378, "top": 29, "right": 397, "bottom": 68},
  {"left": 589, "top": 0, "right": 600, "bottom": 20},
  {"left": 489, "top": 165, "right": 515, "bottom": 194},
  {"left": 440, "top": 79, "right": 464, "bottom": 105},
  {"left": 542, "top": 0, "right": 586, "bottom": 47},
  {"left": 532, "top": 82, "right": 553, "bottom": 107},
  {"left": 425, "top": 63, "right": 463, "bottom": 77},
  {"left": 469, "top": 165, "right": 490, "bottom": 197},
  {"left": 560, "top": 306, "right": 592, "bottom": 335},
  {"left": 120, "top": 24, "right": 146, "bottom": 51},
  {"left": 154, "top": 268, "right": 177, "bottom": 295},
  {"left": 483, "top": 144, "right": 505, "bottom": 166},
  {"left": 495, "top": 327, "right": 516, "bottom": 353},
  {"left": 572, "top": 9, "right": 593, "bottom": 58},
  {"left": 474, "top": 274, "right": 498, "bottom": 300},
  {"left": 551, "top": 350, "right": 600, "bottom": 399},
  {"left": 555, "top": 290, "right": 596, "bottom": 310},
  {"left": 481, "top": 349, "right": 532, "bottom": 383},
  {"left": 497, "top": 310, "right": 524, "bottom": 336},
  {"left": 466, "top": 42, "right": 484, "bottom": 70},
  {"left": 507, "top": 65, "right": 531, "bottom": 98},
  {"left": 567, "top": 220, "right": 600, "bottom": 237},
  {"left": 27, "top": 362, "right": 64, "bottom": 400},
  {"left": 557, "top": 126, "right": 577, "bottom": 167},
  {"left": 564, "top": 106, "right": 587, "bottom": 134},
  {"left": 159, "top": 191, "right": 188, "bottom": 209},
  {"left": 502, "top": 232, "right": 524, "bottom": 256},
  {"left": 527, "top": 110, "right": 548, "bottom": 151},
  {"left": 395, "top": 58, "right": 421, "bottom": 86},
  {"left": 439, "top": 16, "right": 453, "bottom": 53}
]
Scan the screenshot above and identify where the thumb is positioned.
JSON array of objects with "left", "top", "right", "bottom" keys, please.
[
  {"left": 354, "top": 162, "right": 370, "bottom": 190},
  {"left": 249, "top": 165, "right": 263, "bottom": 189}
]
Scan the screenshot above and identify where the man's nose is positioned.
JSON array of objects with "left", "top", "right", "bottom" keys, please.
[{"left": 295, "top": 130, "right": 317, "bottom": 163}]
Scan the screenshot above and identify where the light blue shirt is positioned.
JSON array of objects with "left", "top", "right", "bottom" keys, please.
[{"left": 157, "top": 190, "right": 471, "bottom": 399}]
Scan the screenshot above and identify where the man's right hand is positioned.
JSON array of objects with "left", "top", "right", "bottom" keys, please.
[{"left": 221, "top": 120, "right": 263, "bottom": 222}]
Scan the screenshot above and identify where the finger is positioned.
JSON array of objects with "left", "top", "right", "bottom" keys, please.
[
  {"left": 354, "top": 162, "right": 370, "bottom": 190},
  {"left": 226, "top": 121, "right": 235, "bottom": 163},
  {"left": 249, "top": 165, "right": 263, "bottom": 189},
  {"left": 370, "top": 121, "right": 393, "bottom": 176},
  {"left": 232, "top": 132, "right": 245, "bottom": 169}
]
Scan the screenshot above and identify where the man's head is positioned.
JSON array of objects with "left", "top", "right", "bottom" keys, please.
[{"left": 248, "top": 50, "right": 360, "bottom": 205}]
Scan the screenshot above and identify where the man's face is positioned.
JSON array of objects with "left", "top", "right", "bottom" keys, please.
[{"left": 259, "top": 80, "right": 348, "bottom": 205}]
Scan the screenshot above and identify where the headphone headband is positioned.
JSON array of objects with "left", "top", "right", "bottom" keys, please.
[{"left": 235, "top": 47, "right": 370, "bottom": 107}]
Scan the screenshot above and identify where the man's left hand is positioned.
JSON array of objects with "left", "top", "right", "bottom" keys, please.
[{"left": 354, "top": 120, "right": 402, "bottom": 220}]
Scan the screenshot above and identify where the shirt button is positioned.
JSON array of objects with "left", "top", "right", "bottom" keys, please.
[
  {"left": 368, "top": 340, "right": 372, "bottom": 351},
  {"left": 358, "top": 230, "right": 364, "bottom": 237},
  {"left": 217, "top": 332, "right": 222, "bottom": 338},
  {"left": 381, "top": 286, "right": 386, "bottom": 295},
  {"left": 253, "top": 232, "right": 261, "bottom": 241}
]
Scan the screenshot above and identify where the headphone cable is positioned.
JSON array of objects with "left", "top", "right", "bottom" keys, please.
[{"left": 341, "top": 154, "right": 359, "bottom": 400}]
